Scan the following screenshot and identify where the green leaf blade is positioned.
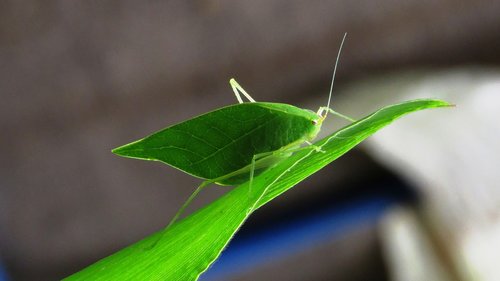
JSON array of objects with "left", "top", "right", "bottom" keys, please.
[
  {"left": 66, "top": 99, "right": 450, "bottom": 281},
  {"left": 255, "top": 99, "right": 451, "bottom": 208}
]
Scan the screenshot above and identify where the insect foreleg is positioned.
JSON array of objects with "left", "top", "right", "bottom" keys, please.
[
  {"left": 318, "top": 106, "right": 356, "bottom": 122},
  {"left": 229, "top": 78, "right": 256, "bottom": 103}
]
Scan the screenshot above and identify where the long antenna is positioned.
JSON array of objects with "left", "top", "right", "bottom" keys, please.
[{"left": 325, "top": 32, "right": 347, "bottom": 116}]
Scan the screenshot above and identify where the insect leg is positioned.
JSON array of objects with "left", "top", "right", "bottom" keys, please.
[
  {"left": 229, "top": 78, "right": 256, "bottom": 103},
  {"left": 318, "top": 106, "right": 356, "bottom": 122},
  {"left": 305, "top": 141, "right": 326, "bottom": 153},
  {"left": 148, "top": 180, "right": 212, "bottom": 249},
  {"left": 247, "top": 145, "right": 314, "bottom": 213},
  {"left": 248, "top": 151, "right": 276, "bottom": 195},
  {"left": 249, "top": 154, "right": 256, "bottom": 194}
]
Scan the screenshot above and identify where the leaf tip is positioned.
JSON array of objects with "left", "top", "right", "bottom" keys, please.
[
  {"left": 111, "top": 143, "right": 134, "bottom": 157},
  {"left": 111, "top": 146, "right": 122, "bottom": 155},
  {"left": 425, "top": 99, "right": 455, "bottom": 109}
]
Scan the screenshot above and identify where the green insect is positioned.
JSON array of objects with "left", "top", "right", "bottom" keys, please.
[{"left": 112, "top": 33, "right": 354, "bottom": 245}]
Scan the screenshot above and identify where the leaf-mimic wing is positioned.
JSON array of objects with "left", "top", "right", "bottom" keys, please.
[{"left": 112, "top": 102, "right": 319, "bottom": 184}]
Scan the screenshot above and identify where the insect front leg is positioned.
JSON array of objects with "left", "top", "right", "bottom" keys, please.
[
  {"left": 229, "top": 78, "right": 256, "bottom": 103},
  {"left": 317, "top": 106, "right": 356, "bottom": 122}
]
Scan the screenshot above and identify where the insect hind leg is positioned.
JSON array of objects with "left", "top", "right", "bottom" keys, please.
[
  {"left": 146, "top": 180, "right": 212, "bottom": 249},
  {"left": 229, "top": 78, "right": 256, "bottom": 103}
]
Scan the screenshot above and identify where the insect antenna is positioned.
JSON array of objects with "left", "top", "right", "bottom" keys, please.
[{"left": 319, "top": 32, "right": 347, "bottom": 120}]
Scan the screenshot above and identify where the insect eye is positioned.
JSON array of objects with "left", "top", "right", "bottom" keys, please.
[{"left": 312, "top": 119, "right": 318, "bottom": 125}]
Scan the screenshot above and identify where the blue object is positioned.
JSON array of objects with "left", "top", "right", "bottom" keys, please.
[{"left": 0, "top": 259, "right": 9, "bottom": 281}]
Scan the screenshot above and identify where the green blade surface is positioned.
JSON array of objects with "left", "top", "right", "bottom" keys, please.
[{"left": 65, "top": 99, "right": 451, "bottom": 281}]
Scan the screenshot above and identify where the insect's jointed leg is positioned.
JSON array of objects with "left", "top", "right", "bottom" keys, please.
[
  {"left": 249, "top": 155, "right": 256, "bottom": 194},
  {"left": 248, "top": 151, "right": 276, "bottom": 195},
  {"left": 305, "top": 141, "right": 326, "bottom": 153},
  {"left": 318, "top": 106, "right": 356, "bottom": 122},
  {"left": 148, "top": 180, "right": 211, "bottom": 249},
  {"left": 229, "top": 78, "right": 256, "bottom": 103}
]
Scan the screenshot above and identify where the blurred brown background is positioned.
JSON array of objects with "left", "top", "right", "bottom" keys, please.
[{"left": 1, "top": 1, "right": 500, "bottom": 280}]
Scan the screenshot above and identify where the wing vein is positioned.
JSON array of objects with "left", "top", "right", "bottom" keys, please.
[{"left": 188, "top": 115, "right": 280, "bottom": 167}]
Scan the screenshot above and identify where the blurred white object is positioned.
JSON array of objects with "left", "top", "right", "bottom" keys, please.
[
  {"left": 380, "top": 206, "right": 452, "bottom": 281},
  {"left": 333, "top": 68, "right": 500, "bottom": 281}
]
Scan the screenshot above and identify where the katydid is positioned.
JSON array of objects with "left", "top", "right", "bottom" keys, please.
[{"left": 112, "top": 33, "right": 354, "bottom": 246}]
